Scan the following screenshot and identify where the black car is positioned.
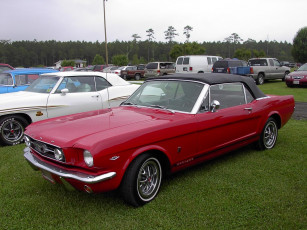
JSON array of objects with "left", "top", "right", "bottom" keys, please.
[{"left": 212, "top": 59, "right": 247, "bottom": 74}]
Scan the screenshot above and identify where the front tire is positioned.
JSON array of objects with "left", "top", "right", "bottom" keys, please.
[
  {"left": 256, "top": 117, "right": 278, "bottom": 150},
  {"left": 121, "top": 153, "right": 162, "bottom": 207},
  {"left": 0, "top": 115, "right": 29, "bottom": 146}
]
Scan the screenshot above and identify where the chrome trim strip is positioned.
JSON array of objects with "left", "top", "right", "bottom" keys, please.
[
  {"left": 0, "top": 105, "right": 66, "bottom": 114},
  {"left": 109, "top": 95, "right": 129, "bottom": 101},
  {"left": 256, "top": 96, "right": 270, "bottom": 101},
  {"left": 26, "top": 134, "right": 61, "bottom": 149},
  {"left": 191, "top": 84, "right": 209, "bottom": 114},
  {"left": 24, "top": 147, "right": 116, "bottom": 184}
]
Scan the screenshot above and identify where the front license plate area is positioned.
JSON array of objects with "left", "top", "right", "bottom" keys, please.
[
  {"left": 293, "top": 80, "right": 300, "bottom": 84},
  {"left": 41, "top": 169, "right": 55, "bottom": 184}
]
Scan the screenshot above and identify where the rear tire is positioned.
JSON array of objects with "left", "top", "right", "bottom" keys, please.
[
  {"left": 256, "top": 73, "right": 264, "bottom": 85},
  {"left": 256, "top": 117, "right": 278, "bottom": 150},
  {"left": 121, "top": 153, "right": 162, "bottom": 207},
  {"left": 282, "top": 71, "right": 290, "bottom": 81},
  {"left": 0, "top": 115, "right": 29, "bottom": 146},
  {"left": 135, "top": 74, "right": 141, "bottom": 80}
]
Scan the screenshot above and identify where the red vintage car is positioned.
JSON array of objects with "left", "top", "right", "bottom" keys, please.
[
  {"left": 285, "top": 63, "right": 307, "bottom": 87},
  {"left": 24, "top": 73, "right": 295, "bottom": 206},
  {"left": 0, "top": 63, "right": 14, "bottom": 72}
]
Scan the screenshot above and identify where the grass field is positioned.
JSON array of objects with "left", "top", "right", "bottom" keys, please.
[
  {"left": 0, "top": 80, "right": 306, "bottom": 229},
  {"left": 258, "top": 80, "right": 307, "bottom": 102}
]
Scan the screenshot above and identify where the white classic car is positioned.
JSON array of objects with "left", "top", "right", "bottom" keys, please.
[{"left": 0, "top": 71, "right": 140, "bottom": 146}]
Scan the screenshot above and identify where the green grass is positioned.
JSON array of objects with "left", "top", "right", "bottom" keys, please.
[
  {"left": 258, "top": 80, "right": 307, "bottom": 102},
  {"left": 0, "top": 119, "right": 306, "bottom": 230}
]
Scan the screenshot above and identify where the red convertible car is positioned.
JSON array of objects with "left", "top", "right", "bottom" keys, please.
[{"left": 24, "top": 73, "right": 295, "bottom": 206}]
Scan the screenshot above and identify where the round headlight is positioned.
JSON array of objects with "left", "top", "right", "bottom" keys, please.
[
  {"left": 83, "top": 150, "right": 93, "bottom": 167},
  {"left": 24, "top": 136, "right": 31, "bottom": 147},
  {"left": 54, "top": 148, "right": 64, "bottom": 161}
]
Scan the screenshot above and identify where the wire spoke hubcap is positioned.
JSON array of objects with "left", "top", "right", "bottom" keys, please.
[
  {"left": 137, "top": 158, "right": 161, "bottom": 201},
  {"left": 263, "top": 121, "right": 277, "bottom": 148}
]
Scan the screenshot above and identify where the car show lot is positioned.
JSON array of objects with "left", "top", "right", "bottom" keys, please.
[{"left": 0, "top": 78, "right": 306, "bottom": 229}]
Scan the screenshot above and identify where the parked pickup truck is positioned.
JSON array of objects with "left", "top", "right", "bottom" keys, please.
[
  {"left": 248, "top": 58, "right": 290, "bottom": 85},
  {"left": 121, "top": 65, "right": 145, "bottom": 80},
  {"left": 212, "top": 59, "right": 252, "bottom": 76}
]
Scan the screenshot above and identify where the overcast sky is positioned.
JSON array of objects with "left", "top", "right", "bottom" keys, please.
[{"left": 2, "top": 0, "right": 306, "bottom": 44}]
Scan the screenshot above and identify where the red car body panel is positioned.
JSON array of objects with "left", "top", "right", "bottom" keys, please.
[
  {"left": 24, "top": 91, "right": 294, "bottom": 193},
  {"left": 0, "top": 63, "right": 14, "bottom": 71}
]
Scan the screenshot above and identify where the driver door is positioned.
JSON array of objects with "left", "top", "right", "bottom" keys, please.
[
  {"left": 195, "top": 83, "right": 260, "bottom": 155},
  {"left": 46, "top": 76, "right": 105, "bottom": 118}
]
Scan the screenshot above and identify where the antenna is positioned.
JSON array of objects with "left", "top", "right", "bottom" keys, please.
[
  {"left": 103, "top": 0, "right": 110, "bottom": 110},
  {"left": 106, "top": 72, "right": 111, "bottom": 109}
]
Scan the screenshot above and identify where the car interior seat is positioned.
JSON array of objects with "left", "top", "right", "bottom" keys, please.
[{"left": 78, "top": 83, "right": 91, "bottom": 92}]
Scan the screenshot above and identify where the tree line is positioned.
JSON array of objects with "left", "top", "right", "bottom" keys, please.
[{"left": 0, "top": 33, "right": 297, "bottom": 68}]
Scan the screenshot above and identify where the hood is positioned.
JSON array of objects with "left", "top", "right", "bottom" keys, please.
[
  {"left": 0, "top": 91, "right": 49, "bottom": 114},
  {"left": 25, "top": 106, "right": 191, "bottom": 150},
  {"left": 289, "top": 71, "right": 307, "bottom": 77}
]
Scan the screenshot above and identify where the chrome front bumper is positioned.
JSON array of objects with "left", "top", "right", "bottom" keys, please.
[{"left": 24, "top": 147, "right": 116, "bottom": 184}]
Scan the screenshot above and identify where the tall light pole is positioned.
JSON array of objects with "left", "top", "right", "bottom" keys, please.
[{"left": 103, "top": 0, "right": 108, "bottom": 65}]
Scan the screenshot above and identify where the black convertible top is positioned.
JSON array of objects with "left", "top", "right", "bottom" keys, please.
[{"left": 147, "top": 73, "right": 266, "bottom": 99}]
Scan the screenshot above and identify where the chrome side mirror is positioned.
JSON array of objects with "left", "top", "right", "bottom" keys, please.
[
  {"left": 210, "top": 100, "right": 220, "bottom": 112},
  {"left": 61, "top": 88, "right": 69, "bottom": 95}
]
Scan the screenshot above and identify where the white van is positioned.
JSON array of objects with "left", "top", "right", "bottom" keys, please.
[{"left": 175, "top": 55, "right": 222, "bottom": 73}]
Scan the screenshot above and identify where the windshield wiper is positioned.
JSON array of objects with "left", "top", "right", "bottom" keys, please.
[
  {"left": 148, "top": 105, "right": 175, "bottom": 113},
  {"left": 120, "top": 101, "right": 136, "bottom": 106}
]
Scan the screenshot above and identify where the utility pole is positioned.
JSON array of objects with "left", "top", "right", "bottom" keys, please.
[{"left": 103, "top": 0, "right": 108, "bottom": 65}]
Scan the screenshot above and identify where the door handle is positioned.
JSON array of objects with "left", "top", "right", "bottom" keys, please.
[
  {"left": 91, "top": 95, "right": 99, "bottom": 98},
  {"left": 244, "top": 107, "right": 252, "bottom": 111}
]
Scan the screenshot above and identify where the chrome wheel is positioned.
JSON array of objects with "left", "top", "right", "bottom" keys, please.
[
  {"left": 137, "top": 157, "right": 162, "bottom": 202},
  {"left": 2, "top": 119, "right": 23, "bottom": 142},
  {"left": 0, "top": 116, "right": 28, "bottom": 146},
  {"left": 121, "top": 153, "right": 163, "bottom": 206},
  {"left": 263, "top": 120, "right": 277, "bottom": 149},
  {"left": 257, "top": 73, "right": 264, "bottom": 85}
]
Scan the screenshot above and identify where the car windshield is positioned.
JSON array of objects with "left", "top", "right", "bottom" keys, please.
[
  {"left": 298, "top": 64, "right": 307, "bottom": 71},
  {"left": 24, "top": 76, "right": 60, "bottom": 93},
  {"left": 122, "top": 80, "right": 204, "bottom": 113}
]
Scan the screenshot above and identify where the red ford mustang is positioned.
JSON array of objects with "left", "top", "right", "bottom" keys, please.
[{"left": 24, "top": 73, "right": 295, "bottom": 206}]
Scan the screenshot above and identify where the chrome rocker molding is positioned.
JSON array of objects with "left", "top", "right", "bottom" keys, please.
[{"left": 24, "top": 147, "right": 116, "bottom": 184}]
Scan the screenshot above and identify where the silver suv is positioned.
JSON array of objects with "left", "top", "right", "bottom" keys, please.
[{"left": 144, "top": 62, "right": 175, "bottom": 78}]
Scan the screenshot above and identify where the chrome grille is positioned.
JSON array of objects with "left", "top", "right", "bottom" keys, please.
[{"left": 27, "top": 136, "right": 64, "bottom": 161}]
